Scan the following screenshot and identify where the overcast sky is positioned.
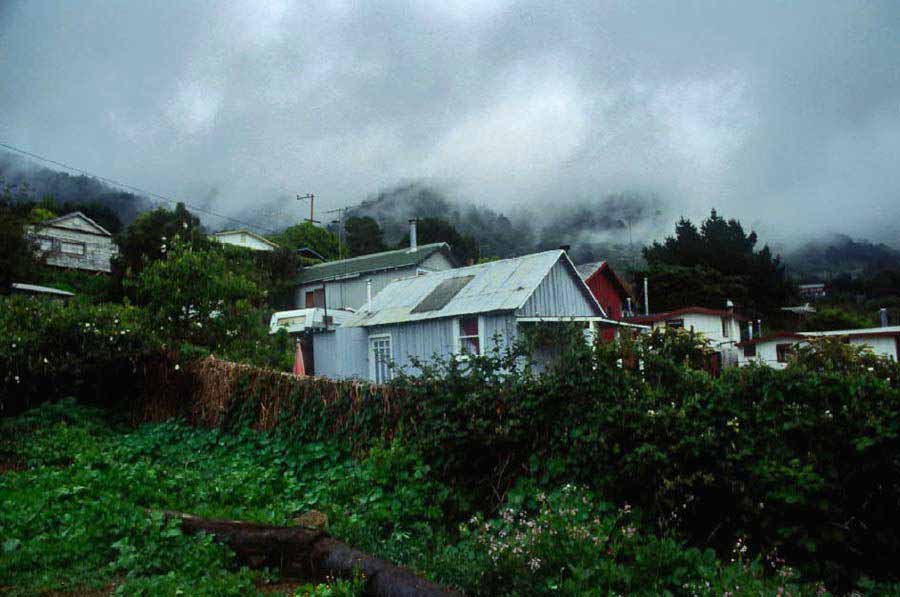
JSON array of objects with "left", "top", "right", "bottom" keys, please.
[{"left": 1, "top": 1, "right": 898, "bottom": 245}]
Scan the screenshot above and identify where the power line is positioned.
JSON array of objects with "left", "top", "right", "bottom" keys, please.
[{"left": 0, "top": 141, "right": 282, "bottom": 235}]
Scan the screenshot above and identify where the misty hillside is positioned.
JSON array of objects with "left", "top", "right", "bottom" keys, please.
[
  {"left": 347, "top": 183, "right": 654, "bottom": 269},
  {"left": 785, "top": 235, "right": 900, "bottom": 281},
  {"left": 0, "top": 152, "right": 152, "bottom": 227}
]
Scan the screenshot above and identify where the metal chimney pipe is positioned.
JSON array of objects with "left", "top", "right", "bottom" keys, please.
[
  {"left": 409, "top": 219, "right": 417, "bottom": 252},
  {"left": 880, "top": 307, "right": 889, "bottom": 327},
  {"left": 747, "top": 321, "right": 753, "bottom": 340},
  {"left": 626, "top": 297, "right": 633, "bottom": 317},
  {"left": 643, "top": 277, "right": 649, "bottom": 316},
  {"left": 366, "top": 278, "right": 373, "bottom": 311}
]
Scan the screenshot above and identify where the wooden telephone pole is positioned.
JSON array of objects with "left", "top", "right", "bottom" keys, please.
[{"left": 296, "top": 193, "right": 317, "bottom": 223}]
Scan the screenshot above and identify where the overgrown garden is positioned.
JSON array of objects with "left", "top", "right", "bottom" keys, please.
[{"left": 3, "top": 300, "right": 900, "bottom": 594}]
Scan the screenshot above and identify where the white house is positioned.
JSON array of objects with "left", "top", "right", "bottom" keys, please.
[
  {"left": 737, "top": 326, "right": 900, "bottom": 368},
  {"left": 209, "top": 229, "right": 280, "bottom": 251},
  {"left": 28, "top": 212, "right": 118, "bottom": 273},
  {"left": 629, "top": 306, "right": 750, "bottom": 367}
]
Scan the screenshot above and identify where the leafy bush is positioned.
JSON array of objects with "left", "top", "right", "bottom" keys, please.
[
  {"left": 0, "top": 296, "right": 160, "bottom": 416},
  {"left": 1, "top": 401, "right": 855, "bottom": 597}
]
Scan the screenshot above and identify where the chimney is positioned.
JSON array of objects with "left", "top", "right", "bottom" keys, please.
[
  {"left": 747, "top": 321, "right": 753, "bottom": 340},
  {"left": 408, "top": 219, "right": 417, "bottom": 252},
  {"left": 725, "top": 299, "right": 734, "bottom": 313},
  {"left": 643, "top": 277, "right": 649, "bottom": 316},
  {"left": 366, "top": 278, "right": 373, "bottom": 311},
  {"left": 880, "top": 307, "right": 889, "bottom": 327}
]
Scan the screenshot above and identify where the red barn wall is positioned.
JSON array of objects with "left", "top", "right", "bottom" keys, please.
[{"left": 585, "top": 269, "right": 628, "bottom": 341}]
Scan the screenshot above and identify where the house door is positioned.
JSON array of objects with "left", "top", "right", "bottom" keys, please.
[{"left": 369, "top": 335, "right": 392, "bottom": 384}]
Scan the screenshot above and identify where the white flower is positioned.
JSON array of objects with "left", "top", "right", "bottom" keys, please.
[
  {"left": 174, "top": 364, "right": 180, "bottom": 371},
  {"left": 14, "top": 375, "right": 20, "bottom": 383}
]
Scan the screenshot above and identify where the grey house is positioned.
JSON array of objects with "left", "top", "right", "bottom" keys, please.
[
  {"left": 294, "top": 242, "right": 456, "bottom": 311},
  {"left": 29, "top": 212, "right": 118, "bottom": 273},
  {"left": 313, "top": 249, "right": 606, "bottom": 382}
]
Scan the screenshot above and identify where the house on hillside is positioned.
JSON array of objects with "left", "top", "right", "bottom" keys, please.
[
  {"left": 737, "top": 326, "right": 900, "bottom": 369},
  {"left": 209, "top": 229, "right": 280, "bottom": 251},
  {"left": 295, "top": 234, "right": 457, "bottom": 312},
  {"left": 629, "top": 305, "right": 750, "bottom": 369},
  {"left": 575, "top": 261, "right": 634, "bottom": 341},
  {"left": 798, "top": 282, "right": 827, "bottom": 300},
  {"left": 28, "top": 212, "right": 117, "bottom": 273},
  {"left": 312, "top": 249, "right": 628, "bottom": 383}
]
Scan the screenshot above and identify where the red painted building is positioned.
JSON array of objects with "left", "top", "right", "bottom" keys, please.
[{"left": 575, "top": 261, "right": 634, "bottom": 341}]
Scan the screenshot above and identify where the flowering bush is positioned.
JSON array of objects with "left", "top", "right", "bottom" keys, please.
[
  {"left": 0, "top": 296, "right": 160, "bottom": 416},
  {"left": 436, "top": 484, "right": 829, "bottom": 596}
]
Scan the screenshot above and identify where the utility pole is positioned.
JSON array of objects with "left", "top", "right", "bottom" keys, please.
[
  {"left": 324, "top": 206, "right": 347, "bottom": 260},
  {"left": 296, "top": 193, "right": 318, "bottom": 224}
]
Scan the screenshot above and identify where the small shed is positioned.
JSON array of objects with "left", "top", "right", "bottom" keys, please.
[{"left": 312, "top": 249, "right": 609, "bottom": 382}]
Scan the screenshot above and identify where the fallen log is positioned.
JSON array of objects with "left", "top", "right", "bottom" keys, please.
[{"left": 157, "top": 510, "right": 464, "bottom": 597}]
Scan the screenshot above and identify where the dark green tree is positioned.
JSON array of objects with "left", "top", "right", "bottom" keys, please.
[
  {"left": 0, "top": 200, "right": 42, "bottom": 293},
  {"left": 639, "top": 209, "right": 793, "bottom": 317},
  {"left": 801, "top": 307, "right": 876, "bottom": 332},
  {"left": 397, "top": 217, "right": 478, "bottom": 264},
  {"left": 272, "top": 221, "right": 340, "bottom": 260},
  {"left": 111, "top": 203, "right": 207, "bottom": 300},
  {"left": 344, "top": 216, "right": 386, "bottom": 256}
]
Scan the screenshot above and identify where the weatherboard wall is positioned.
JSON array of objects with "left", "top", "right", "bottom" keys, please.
[
  {"left": 295, "top": 252, "right": 455, "bottom": 312},
  {"left": 518, "top": 260, "right": 601, "bottom": 318}
]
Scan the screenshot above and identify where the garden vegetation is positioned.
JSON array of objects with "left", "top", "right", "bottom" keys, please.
[{"left": 3, "top": 300, "right": 900, "bottom": 594}]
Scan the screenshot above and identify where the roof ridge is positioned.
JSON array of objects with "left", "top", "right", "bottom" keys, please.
[{"left": 302, "top": 241, "right": 446, "bottom": 269}]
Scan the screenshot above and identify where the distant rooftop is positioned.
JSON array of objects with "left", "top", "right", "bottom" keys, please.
[{"left": 295, "top": 242, "right": 452, "bottom": 285}]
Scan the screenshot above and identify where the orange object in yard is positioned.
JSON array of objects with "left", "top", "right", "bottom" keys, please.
[{"left": 293, "top": 343, "right": 306, "bottom": 376}]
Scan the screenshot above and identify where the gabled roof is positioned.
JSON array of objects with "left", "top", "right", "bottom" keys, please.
[
  {"left": 39, "top": 212, "right": 112, "bottom": 237},
  {"left": 344, "top": 249, "right": 601, "bottom": 327},
  {"left": 296, "top": 242, "right": 453, "bottom": 285},
  {"left": 575, "top": 260, "right": 632, "bottom": 299},
  {"left": 629, "top": 306, "right": 750, "bottom": 325},
  {"left": 210, "top": 229, "right": 280, "bottom": 249}
]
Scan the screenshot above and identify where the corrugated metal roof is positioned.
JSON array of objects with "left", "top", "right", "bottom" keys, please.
[
  {"left": 344, "top": 250, "right": 581, "bottom": 327},
  {"left": 295, "top": 242, "right": 451, "bottom": 284},
  {"left": 574, "top": 261, "right": 606, "bottom": 280}
]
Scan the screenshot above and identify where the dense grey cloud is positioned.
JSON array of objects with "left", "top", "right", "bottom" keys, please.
[{"left": 1, "top": 1, "right": 898, "bottom": 246}]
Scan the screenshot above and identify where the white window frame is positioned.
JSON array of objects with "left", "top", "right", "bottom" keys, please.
[
  {"left": 368, "top": 333, "right": 393, "bottom": 384},
  {"left": 60, "top": 240, "right": 86, "bottom": 256},
  {"left": 37, "top": 236, "right": 56, "bottom": 252},
  {"left": 453, "top": 315, "right": 485, "bottom": 358}
]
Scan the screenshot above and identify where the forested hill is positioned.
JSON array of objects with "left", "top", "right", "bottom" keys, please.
[
  {"left": 0, "top": 151, "right": 152, "bottom": 228},
  {"left": 346, "top": 182, "right": 657, "bottom": 267},
  {"left": 785, "top": 234, "right": 900, "bottom": 280}
]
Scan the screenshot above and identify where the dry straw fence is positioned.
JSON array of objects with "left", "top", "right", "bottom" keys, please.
[{"left": 140, "top": 356, "right": 412, "bottom": 449}]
